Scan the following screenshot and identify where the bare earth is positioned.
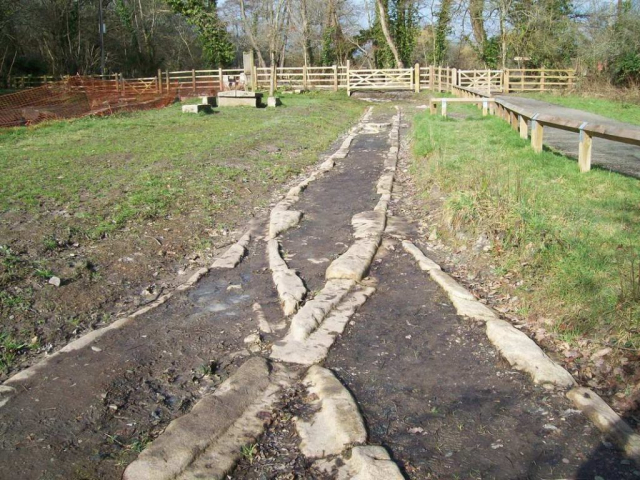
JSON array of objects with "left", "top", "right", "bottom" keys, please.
[{"left": 0, "top": 98, "right": 638, "bottom": 479}]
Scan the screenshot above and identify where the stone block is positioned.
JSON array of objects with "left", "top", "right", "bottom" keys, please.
[
  {"left": 201, "top": 96, "right": 217, "bottom": 107},
  {"left": 182, "top": 104, "right": 212, "bottom": 114},
  {"left": 218, "top": 90, "right": 263, "bottom": 108},
  {"left": 267, "top": 96, "right": 281, "bottom": 108}
]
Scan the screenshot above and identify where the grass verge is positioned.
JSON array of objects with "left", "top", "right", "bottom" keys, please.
[
  {"left": 411, "top": 106, "right": 640, "bottom": 350},
  {"left": 519, "top": 92, "right": 640, "bottom": 126},
  {"left": 0, "top": 91, "right": 365, "bottom": 375}
]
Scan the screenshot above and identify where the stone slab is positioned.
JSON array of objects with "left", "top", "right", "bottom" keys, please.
[
  {"left": 217, "top": 91, "right": 262, "bottom": 107},
  {"left": 295, "top": 366, "right": 367, "bottom": 458},
  {"left": 182, "top": 104, "right": 212, "bottom": 114}
]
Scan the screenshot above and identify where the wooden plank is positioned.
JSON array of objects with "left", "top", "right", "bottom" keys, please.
[
  {"left": 346, "top": 61, "right": 350, "bottom": 96},
  {"left": 429, "top": 97, "right": 495, "bottom": 103}
]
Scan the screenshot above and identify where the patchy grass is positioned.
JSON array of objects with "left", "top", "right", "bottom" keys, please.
[
  {"left": 0, "top": 92, "right": 362, "bottom": 236},
  {"left": 0, "top": 91, "right": 365, "bottom": 375},
  {"left": 411, "top": 106, "right": 640, "bottom": 349},
  {"left": 519, "top": 92, "right": 640, "bottom": 126}
]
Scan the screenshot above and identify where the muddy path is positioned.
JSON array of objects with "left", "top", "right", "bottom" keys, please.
[
  {"left": 0, "top": 232, "right": 286, "bottom": 479},
  {"left": 1, "top": 99, "right": 638, "bottom": 480},
  {"left": 325, "top": 244, "right": 634, "bottom": 479}
]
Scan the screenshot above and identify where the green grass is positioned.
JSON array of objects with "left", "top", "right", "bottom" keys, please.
[
  {"left": 0, "top": 91, "right": 365, "bottom": 373},
  {"left": 412, "top": 107, "right": 640, "bottom": 349},
  {"left": 0, "top": 91, "right": 364, "bottom": 239},
  {"left": 519, "top": 92, "right": 640, "bottom": 126}
]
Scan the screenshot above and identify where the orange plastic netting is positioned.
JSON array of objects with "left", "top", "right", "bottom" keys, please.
[{"left": 0, "top": 76, "right": 178, "bottom": 127}]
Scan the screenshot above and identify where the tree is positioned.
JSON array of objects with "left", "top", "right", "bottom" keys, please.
[
  {"left": 237, "top": 0, "right": 266, "bottom": 67},
  {"left": 433, "top": 0, "right": 453, "bottom": 65},
  {"left": 365, "top": 0, "right": 418, "bottom": 68},
  {"left": 167, "top": 0, "right": 235, "bottom": 67},
  {"left": 375, "top": 0, "right": 404, "bottom": 67},
  {"left": 297, "top": 0, "right": 313, "bottom": 66}
]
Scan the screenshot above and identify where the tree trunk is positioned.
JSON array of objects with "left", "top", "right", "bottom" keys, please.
[
  {"left": 470, "top": 0, "right": 487, "bottom": 47},
  {"left": 375, "top": 0, "right": 404, "bottom": 68},
  {"left": 239, "top": 0, "right": 266, "bottom": 67},
  {"left": 300, "top": 0, "right": 312, "bottom": 66},
  {"left": 500, "top": 0, "right": 507, "bottom": 70},
  {"left": 279, "top": 0, "right": 291, "bottom": 67},
  {"left": 433, "top": 0, "right": 452, "bottom": 65}
]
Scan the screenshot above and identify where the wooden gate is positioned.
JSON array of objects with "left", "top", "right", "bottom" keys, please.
[
  {"left": 348, "top": 68, "right": 413, "bottom": 93},
  {"left": 458, "top": 70, "right": 502, "bottom": 92}
]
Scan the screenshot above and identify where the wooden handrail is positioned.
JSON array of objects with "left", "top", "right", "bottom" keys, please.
[{"left": 449, "top": 85, "right": 640, "bottom": 172}]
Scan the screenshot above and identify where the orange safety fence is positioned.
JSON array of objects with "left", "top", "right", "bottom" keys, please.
[{"left": 0, "top": 75, "right": 217, "bottom": 128}]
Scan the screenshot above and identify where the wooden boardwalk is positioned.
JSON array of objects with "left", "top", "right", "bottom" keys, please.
[{"left": 498, "top": 96, "right": 640, "bottom": 178}]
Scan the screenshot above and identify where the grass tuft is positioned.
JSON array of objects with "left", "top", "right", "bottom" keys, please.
[{"left": 411, "top": 106, "right": 640, "bottom": 348}]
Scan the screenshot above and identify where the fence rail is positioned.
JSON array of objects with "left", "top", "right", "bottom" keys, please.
[{"left": 5, "top": 65, "right": 576, "bottom": 96}]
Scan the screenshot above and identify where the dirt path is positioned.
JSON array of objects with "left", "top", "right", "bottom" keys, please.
[
  {"left": 1, "top": 100, "right": 638, "bottom": 479},
  {"left": 497, "top": 95, "right": 640, "bottom": 178}
]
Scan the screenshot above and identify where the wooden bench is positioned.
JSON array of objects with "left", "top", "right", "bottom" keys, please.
[{"left": 429, "top": 97, "right": 496, "bottom": 117}]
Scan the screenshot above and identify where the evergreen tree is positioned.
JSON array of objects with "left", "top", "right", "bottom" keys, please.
[{"left": 166, "top": 0, "right": 234, "bottom": 67}]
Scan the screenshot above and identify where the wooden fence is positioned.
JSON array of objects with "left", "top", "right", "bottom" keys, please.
[
  {"left": 6, "top": 65, "right": 576, "bottom": 95},
  {"left": 504, "top": 69, "right": 574, "bottom": 92}
]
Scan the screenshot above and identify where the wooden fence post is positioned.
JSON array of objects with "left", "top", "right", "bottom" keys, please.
[
  {"left": 531, "top": 115, "right": 544, "bottom": 153},
  {"left": 218, "top": 68, "right": 223, "bottom": 91},
  {"left": 269, "top": 65, "right": 277, "bottom": 95},
  {"left": 116, "top": 73, "right": 120, "bottom": 93},
  {"left": 482, "top": 100, "right": 488, "bottom": 116},
  {"left": 485, "top": 69, "right": 490, "bottom": 95},
  {"left": 503, "top": 70, "right": 510, "bottom": 93},
  {"left": 157, "top": 69, "right": 162, "bottom": 93},
  {"left": 333, "top": 65, "right": 338, "bottom": 92},
  {"left": 568, "top": 70, "right": 575, "bottom": 89},
  {"left": 165, "top": 70, "right": 170, "bottom": 93},
  {"left": 510, "top": 111, "right": 518, "bottom": 131},
  {"left": 540, "top": 67, "right": 545, "bottom": 92},
  {"left": 302, "top": 64, "right": 308, "bottom": 90},
  {"left": 519, "top": 115, "right": 528, "bottom": 139},
  {"left": 521, "top": 69, "right": 525, "bottom": 92},
  {"left": 346, "top": 60, "right": 351, "bottom": 96},
  {"left": 415, "top": 63, "right": 420, "bottom": 93},
  {"left": 191, "top": 69, "right": 196, "bottom": 91},
  {"left": 451, "top": 67, "right": 457, "bottom": 92},
  {"left": 578, "top": 124, "right": 592, "bottom": 172},
  {"left": 252, "top": 66, "right": 257, "bottom": 91},
  {"left": 441, "top": 99, "right": 447, "bottom": 118}
]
